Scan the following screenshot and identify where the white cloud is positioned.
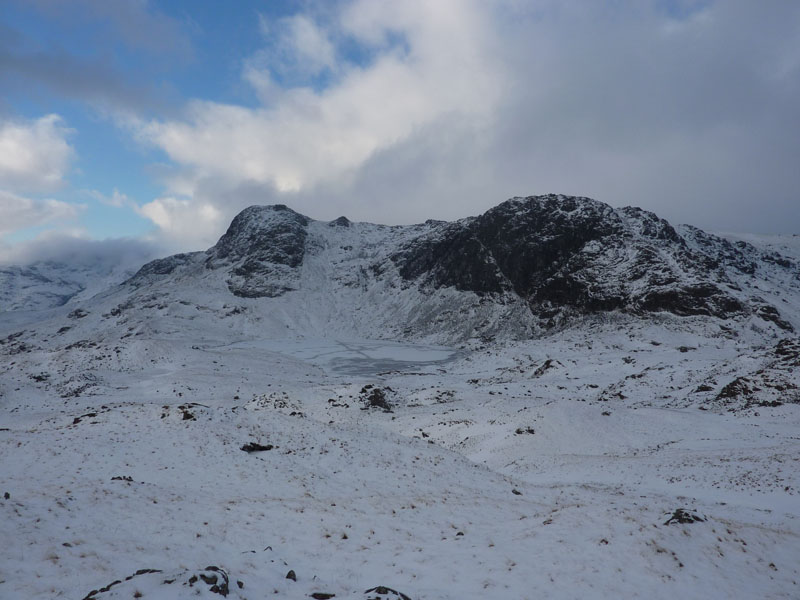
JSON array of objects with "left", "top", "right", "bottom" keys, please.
[
  {"left": 136, "top": 196, "right": 223, "bottom": 250},
  {"left": 265, "top": 13, "right": 336, "bottom": 74},
  {"left": 0, "top": 114, "right": 75, "bottom": 193},
  {"left": 131, "top": 0, "right": 800, "bottom": 249},
  {"left": 0, "top": 189, "right": 84, "bottom": 237},
  {"left": 138, "top": 0, "right": 502, "bottom": 196},
  {"left": 244, "top": 14, "right": 338, "bottom": 103},
  {"left": 86, "top": 188, "right": 133, "bottom": 208}
]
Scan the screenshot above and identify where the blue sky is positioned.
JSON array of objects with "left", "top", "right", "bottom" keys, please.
[
  {"left": 1, "top": 1, "right": 799, "bottom": 264},
  {"left": 0, "top": 0, "right": 299, "bottom": 242}
]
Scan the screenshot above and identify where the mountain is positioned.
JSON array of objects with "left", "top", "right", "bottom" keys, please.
[
  {"left": 117, "top": 194, "right": 799, "bottom": 340},
  {"left": 0, "top": 260, "right": 128, "bottom": 313},
  {"left": 2, "top": 195, "right": 800, "bottom": 599},
  {"left": 0, "top": 241, "right": 155, "bottom": 313}
]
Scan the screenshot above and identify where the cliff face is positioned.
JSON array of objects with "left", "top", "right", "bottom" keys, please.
[
  {"left": 391, "top": 195, "right": 795, "bottom": 327},
  {"left": 204, "top": 204, "right": 310, "bottom": 298}
]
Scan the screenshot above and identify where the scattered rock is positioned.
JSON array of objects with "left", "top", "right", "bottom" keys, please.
[
  {"left": 359, "top": 385, "right": 394, "bottom": 412},
  {"left": 241, "top": 442, "right": 274, "bottom": 452},
  {"left": 664, "top": 508, "right": 706, "bottom": 525},
  {"left": 514, "top": 427, "right": 535, "bottom": 435},
  {"left": 716, "top": 377, "right": 752, "bottom": 402},
  {"left": 758, "top": 400, "right": 783, "bottom": 407},
  {"left": 311, "top": 593, "right": 336, "bottom": 599},
  {"left": 82, "top": 568, "right": 162, "bottom": 600},
  {"left": 286, "top": 569, "right": 297, "bottom": 581},
  {"left": 365, "top": 585, "right": 412, "bottom": 600},
  {"left": 533, "top": 359, "right": 560, "bottom": 377},
  {"left": 72, "top": 412, "right": 98, "bottom": 425},
  {"left": 185, "top": 566, "right": 229, "bottom": 596},
  {"left": 176, "top": 403, "right": 205, "bottom": 421}
]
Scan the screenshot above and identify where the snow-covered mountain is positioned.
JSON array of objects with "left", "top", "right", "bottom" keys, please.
[
  {"left": 2, "top": 195, "right": 800, "bottom": 599},
  {"left": 48, "top": 194, "right": 791, "bottom": 343},
  {"left": 0, "top": 239, "right": 155, "bottom": 313},
  {"left": 4, "top": 195, "right": 799, "bottom": 340}
]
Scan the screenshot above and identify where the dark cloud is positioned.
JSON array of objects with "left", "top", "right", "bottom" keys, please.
[
  {"left": 15, "top": 0, "right": 194, "bottom": 60},
  {"left": 1, "top": 0, "right": 194, "bottom": 115},
  {"left": 0, "top": 27, "right": 169, "bottom": 114}
]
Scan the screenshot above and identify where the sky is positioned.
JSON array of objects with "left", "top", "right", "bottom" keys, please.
[{"left": 1, "top": 0, "right": 799, "bottom": 265}]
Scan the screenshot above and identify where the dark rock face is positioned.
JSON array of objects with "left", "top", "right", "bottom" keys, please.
[
  {"left": 129, "top": 252, "right": 203, "bottom": 284},
  {"left": 392, "top": 194, "right": 789, "bottom": 324},
  {"left": 396, "top": 196, "right": 623, "bottom": 298},
  {"left": 329, "top": 216, "right": 351, "bottom": 227},
  {"left": 636, "top": 284, "right": 745, "bottom": 318},
  {"left": 206, "top": 205, "right": 310, "bottom": 298}
]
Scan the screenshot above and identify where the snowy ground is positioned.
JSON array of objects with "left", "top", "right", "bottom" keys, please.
[{"left": 2, "top": 315, "right": 800, "bottom": 599}]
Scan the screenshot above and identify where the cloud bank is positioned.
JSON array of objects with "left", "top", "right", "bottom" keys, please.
[
  {"left": 127, "top": 0, "right": 800, "bottom": 251},
  {"left": 0, "top": 230, "right": 157, "bottom": 269}
]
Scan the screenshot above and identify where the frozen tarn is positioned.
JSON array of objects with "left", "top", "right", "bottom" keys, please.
[{"left": 222, "top": 338, "right": 461, "bottom": 376}]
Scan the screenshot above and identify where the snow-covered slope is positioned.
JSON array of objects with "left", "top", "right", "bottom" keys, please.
[{"left": 1, "top": 195, "right": 799, "bottom": 599}]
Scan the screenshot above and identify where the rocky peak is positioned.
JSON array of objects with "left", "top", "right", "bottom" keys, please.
[
  {"left": 205, "top": 205, "right": 312, "bottom": 298},
  {"left": 329, "top": 216, "right": 351, "bottom": 228},
  {"left": 209, "top": 205, "right": 310, "bottom": 263}
]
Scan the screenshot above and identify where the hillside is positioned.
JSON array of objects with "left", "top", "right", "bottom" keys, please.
[{"left": 1, "top": 195, "right": 799, "bottom": 599}]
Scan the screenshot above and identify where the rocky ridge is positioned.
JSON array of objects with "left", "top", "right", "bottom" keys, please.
[{"left": 123, "top": 194, "right": 799, "bottom": 337}]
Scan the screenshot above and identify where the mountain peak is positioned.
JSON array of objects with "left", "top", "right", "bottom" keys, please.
[
  {"left": 329, "top": 216, "right": 351, "bottom": 228},
  {"left": 202, "top": 204, "right": 311, "bottom": 298}
]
